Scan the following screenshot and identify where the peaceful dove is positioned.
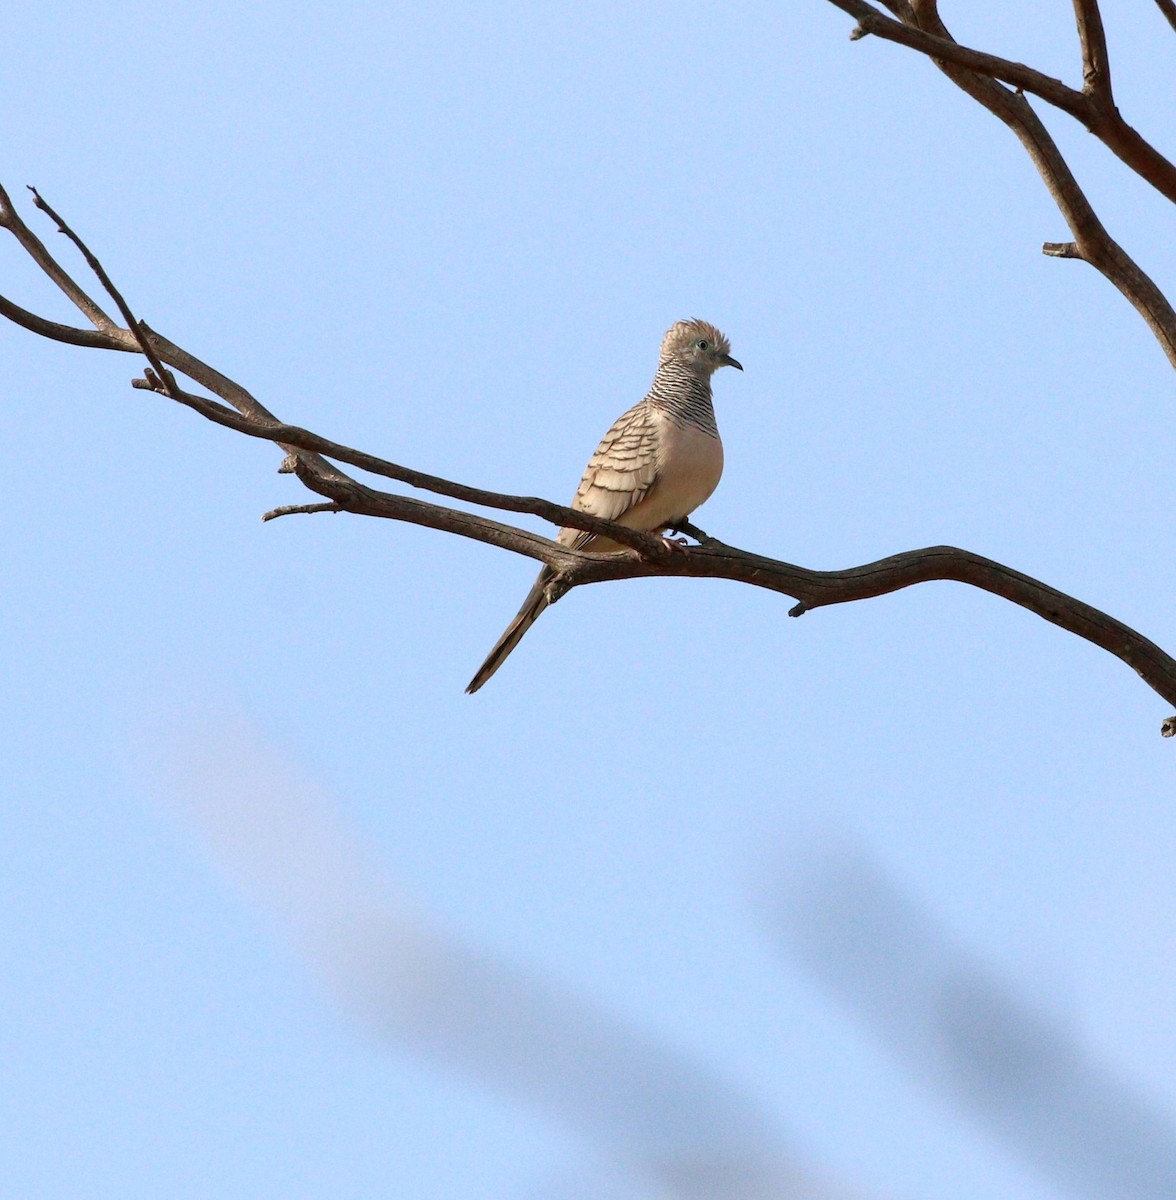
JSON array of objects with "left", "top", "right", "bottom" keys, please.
[{"left": 466, "top": 318, "right": 741, "bottom": 693}]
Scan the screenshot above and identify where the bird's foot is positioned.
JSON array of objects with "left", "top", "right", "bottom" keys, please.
[
  {"left": 666, "top": 518, "right": 713, "bottom": 545},
  {"left": 660, "top": 534, "right": 692, "bottom": 552}
]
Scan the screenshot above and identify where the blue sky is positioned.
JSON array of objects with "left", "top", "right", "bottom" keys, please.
[{"left": 3, "top": 3, "right": 1176, "bottom": 1198}]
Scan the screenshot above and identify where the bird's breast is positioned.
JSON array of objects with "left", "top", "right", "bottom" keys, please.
[{"left": 642, "top": 415, "right": 724, "bottom": 528}]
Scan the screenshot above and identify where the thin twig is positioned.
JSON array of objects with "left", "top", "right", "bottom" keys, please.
[
  {"left": 7, "top": 187, "right": 356, "bottom": 495},
  {"left": 131, "top": 374, "right": 665, "bottom": 555},
  {"left": 28, "top": 187, "right": 175, "bottom": 394},
  {"left": 0, "top": 182, "right": 118, "bottom": 332},
  {"left": 262, "top": 502, "right": 343, "bottom": 521}
]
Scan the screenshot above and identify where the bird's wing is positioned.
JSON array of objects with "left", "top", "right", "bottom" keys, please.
[
  {"left": 468, "top": 401, "right": 660, "bottom": 691},
  {"left": 562, "top": 401, "right": 660, "bottom": 549}
]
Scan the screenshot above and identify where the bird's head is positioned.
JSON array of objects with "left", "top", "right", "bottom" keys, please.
[{"left": 660, "top": 318, "right": 742, "bottom": 375}]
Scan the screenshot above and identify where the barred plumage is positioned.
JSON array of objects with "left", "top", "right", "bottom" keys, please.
[
  {"left": 466, "top": 318, "right": 741, "bottom": 693},
  {"left": 647, "top": 358, "right": 719, "bottom": 437}
]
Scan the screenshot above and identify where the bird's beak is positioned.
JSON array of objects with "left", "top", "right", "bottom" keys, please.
[{"left": 722, "top": 354, "right": 743, "bottom": 371}]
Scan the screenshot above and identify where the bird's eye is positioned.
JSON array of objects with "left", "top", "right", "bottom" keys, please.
[{"left": 696, "top": 339, "right": 709, "bottom": 351}]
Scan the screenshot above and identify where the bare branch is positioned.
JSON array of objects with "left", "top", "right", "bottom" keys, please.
[
  {"left": 254, "top": 431, "right": 1176, "bottom": 733},
  {"left": 831, "top": 0, "right": 1087, "bottom": 113},
  {"left": 261, "top": 502, "right": 343, "bottom": 522},
  {"left": 255, "top": 452, "right": 1176, "bottom": 734},
  {"left": 833, "top": 0, "right": 1176, "bottom": 369},
  {"left": 827, "top": 0, "right": 1176, "bottom": 207},
  {"left": 0, "top": 292, "right": 126, "bottom": 349},
  {"left": 128, "top": 370, "right": 1176, "bottom": 736},
  {"left": 1, "top": 188, "right": 369, "bottom": 508},
  {"left": 597, "top": 540, "right": 1176, "bottom": 731},
  {"left": 1154, "top": 0, "right": 1176, "bottom": 36},
  {"left": 0, "top": 191, "right": 330, "bottom": 492},
  {"left": 3, "top": 181, "right": 1175, "bottom": 733},
  {"left": 283, "top": 479, "right": 1176, "bottom": 736},
  {"left": 28, "top": 187, "right": 175, "bottom": 394},
  {"left": 0, "top": 181, "right": 117, "bottom": 331},
  {"left": 284, "top": 465, "right": 570, "bottom": 566},
  {"left": 130, "top": 374, "right": 665, "bottom": 555},
  {"left": 1071, "top": 0, "right": 1113, "bottom": 104}
]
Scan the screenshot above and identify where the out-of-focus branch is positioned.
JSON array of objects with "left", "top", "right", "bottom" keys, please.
[
  {"left": 764, "top": 841, "right": 1176, "bottom": 1200},
  {"left": 164, "top": 726, "right": 862, "bottom": 1200},
  {"left": 3, "top": 184, "right": 1176, "bottom": 732}
]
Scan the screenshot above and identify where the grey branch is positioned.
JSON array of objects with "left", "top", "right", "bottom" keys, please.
[
  {"left": 1042, "top": 241, "right": 1084, "bottom": 259},
  {"left": 3, "top": 183, "right": 1176, "bottom": 735},
  {"left": 262, "top": 502, "right": 343, "bottom": 521}
]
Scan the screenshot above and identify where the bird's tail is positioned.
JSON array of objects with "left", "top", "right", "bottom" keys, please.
[{"left": 465, "top": 570, "right": 552, "bottom": 694}]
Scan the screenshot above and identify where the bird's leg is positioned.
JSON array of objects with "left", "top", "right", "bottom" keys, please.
[
  {"left": 663, "top": 517, "right": 713, "bottom": 548},
  {"left": 543, "top": 572, "right": 575, "bottom": 605},
  {"left": 660, "top": 523, "right": 692, "bottom": 551}
]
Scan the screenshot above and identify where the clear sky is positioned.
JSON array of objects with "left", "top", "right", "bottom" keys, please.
[{"left": 2, "top": 3, "right": 1175, "bottom": 1199}]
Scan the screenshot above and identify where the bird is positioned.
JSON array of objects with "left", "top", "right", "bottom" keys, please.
[{"left": 465, "top": 318, "right": 742, "bottom": 694}]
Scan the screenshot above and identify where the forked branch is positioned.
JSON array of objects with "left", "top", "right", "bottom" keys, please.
[
  {"left": 2, "top": 184, "right": 1175, "bottom": 734},
  {"left": 827, "top": 0, "right": 1176, "bottom": 369},
  {"left": 830, "top": 0, "right": 1176, "bottom": 204}
]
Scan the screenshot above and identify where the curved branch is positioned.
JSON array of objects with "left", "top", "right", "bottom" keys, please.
[
  {"left": 0, "top": 187, "right": 663, "bottom": 557},
  {"left": 0, "top": 182, "right": 118, "bottom": 331},
  {"left": 28, "top": 187, "right": 175, "bottom": 393},
  {"left": 0, "top": 186, "right": 372, "bottom": 510},
  {"left": 128, "top": 375, "right": 665, "bottom": 555},
  {"left": 0, "top": 292, "right": 124, "bottom": 349},
  {"left": 118, "top": 376, "right": 1176, "bottom": 732},
  {"left": 2, "top": 183, "right": 1174, "bottom": 733},
  {"left": 244, "top": 458, "right": 1176, "bottom": 734}
]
